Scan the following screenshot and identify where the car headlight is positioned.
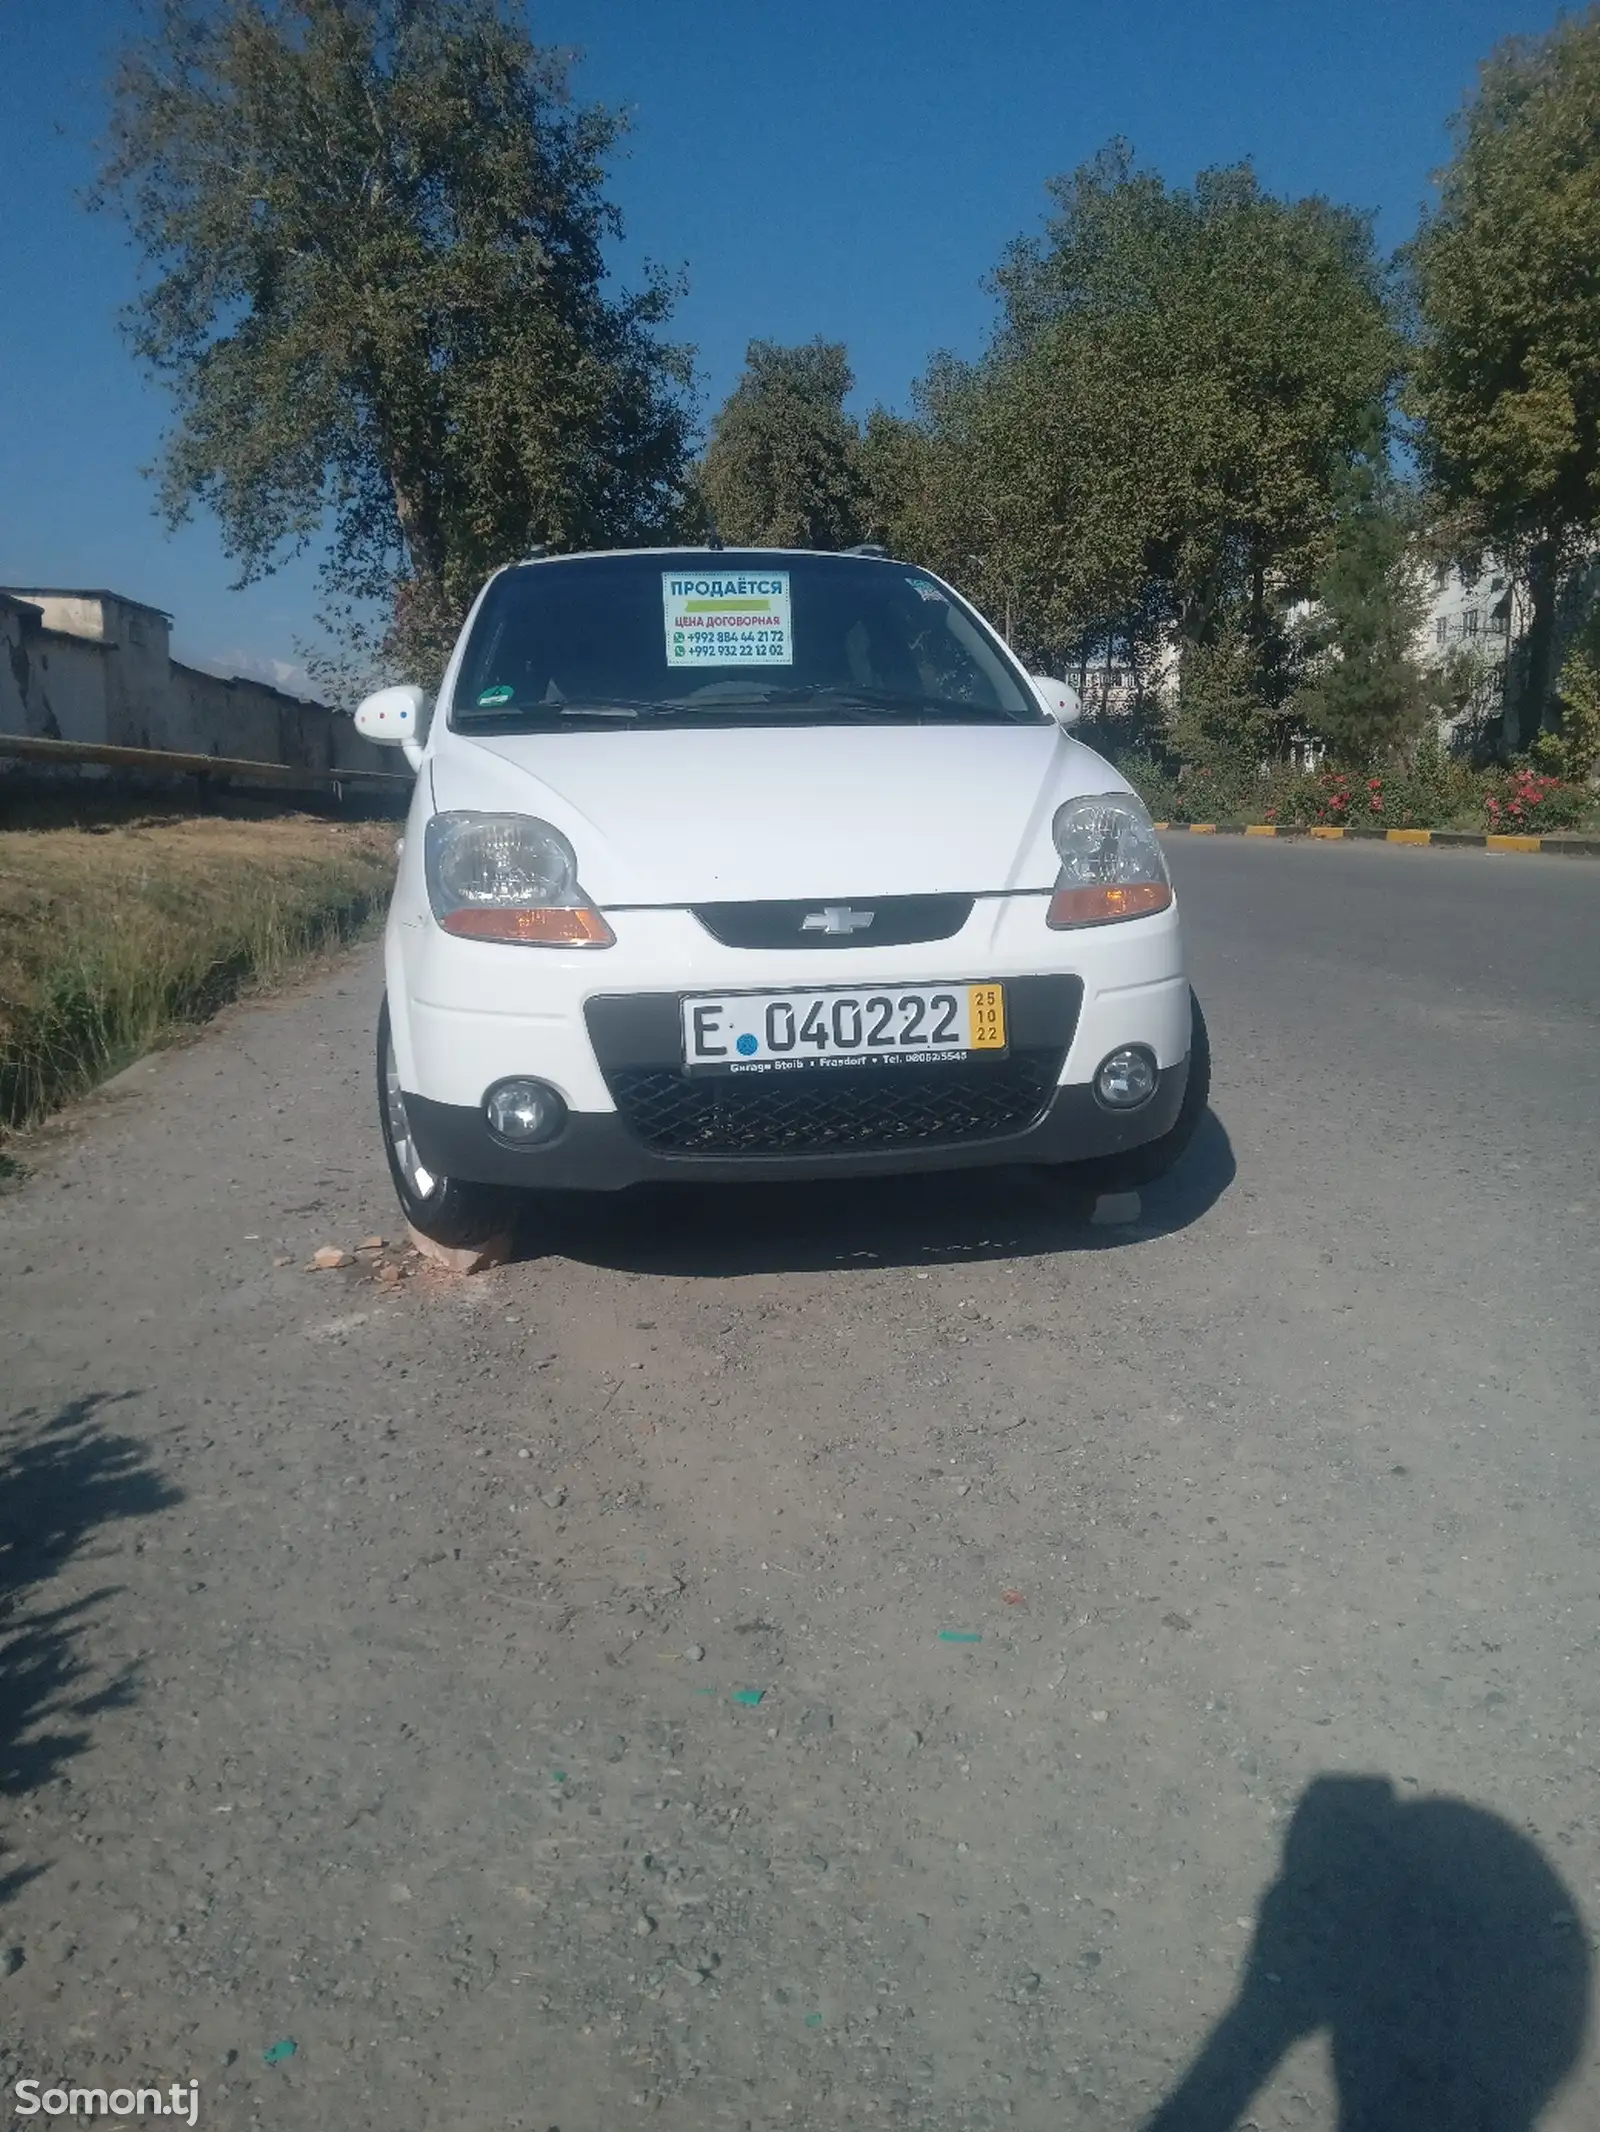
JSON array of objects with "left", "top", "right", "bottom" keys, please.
[
  {"left": 1047, "top": 794, "right": 1173, "bottom": 927},
  {"left": 423, "top": 812, "right": 614, "bottom": 946}
]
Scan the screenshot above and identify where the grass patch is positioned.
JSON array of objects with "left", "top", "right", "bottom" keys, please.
[{"left": 0, "top": 812, "right": 398, "bottom": 1136}]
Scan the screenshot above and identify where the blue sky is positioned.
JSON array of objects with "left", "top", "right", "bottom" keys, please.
[{"left": 0, "top": 0, "right": 1568, "bottom": 690}]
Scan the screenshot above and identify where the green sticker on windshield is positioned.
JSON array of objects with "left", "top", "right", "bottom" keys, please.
[{"left": 477, "top": 684, "right": 514, "bottom": 706}]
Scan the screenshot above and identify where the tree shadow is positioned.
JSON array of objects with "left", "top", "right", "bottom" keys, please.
[
  {"left": 0, "top": 1391, "right": 180, "bottom": 1905},
  {"left": 520, "top": 1107, "right": 1235, "bottom": 1279},
  {"left": 1147, "top": 1773, "right": 1592, "bottom": 2132}
]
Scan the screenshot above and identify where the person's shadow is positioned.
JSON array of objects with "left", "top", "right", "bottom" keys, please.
[{"left": 1147, "top": 1774, "right": 1592, "bottom": 2131}]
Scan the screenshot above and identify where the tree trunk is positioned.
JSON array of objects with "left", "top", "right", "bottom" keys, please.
[
  {"left": 387, "top": 464, "right": 458, "bottom": 679},
  {"left": 1512, "top": 532, "right": 1561, "bottom": 753},
  {"left": 390, "top": 468, "right": 446, "bottom": 599}
]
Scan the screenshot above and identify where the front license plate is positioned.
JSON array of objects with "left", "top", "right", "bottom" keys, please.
[{"left": 681, "top": 983, "right": 1007, "bottom": 1075}]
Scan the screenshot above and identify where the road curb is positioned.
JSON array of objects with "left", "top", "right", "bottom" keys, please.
[{"left": 1151, "top": 821, "right": 1600, "bottom": 857}]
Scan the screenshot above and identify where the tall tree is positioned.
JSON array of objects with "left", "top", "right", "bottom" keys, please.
[
  {"left": 1408, "top": 9, "right": 1600, "bottom": 746},
  {"left": 699, "top": 339, "right": 864, "bottom": 548},
  {"left": 1291, "top": 471, "right": 1433, "bottom": 763},
  {"left": 900, "top": 145, "right": 1402, "bottom": 701},
  {"left": 95, "top": 0, "right": 695, "bottom": 677}
]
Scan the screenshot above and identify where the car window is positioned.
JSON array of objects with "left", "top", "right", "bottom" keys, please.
[{"left": 451, "top": 551, "right": 1043, "bottom": 729}]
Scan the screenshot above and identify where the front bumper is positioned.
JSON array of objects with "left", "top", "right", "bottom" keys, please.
[
  {"left": 405, "top": 1066, "right": 1187, "bottom": 1190},
  {"left": 403, "top": 973, "right": 1189, "bottom": 1191}
]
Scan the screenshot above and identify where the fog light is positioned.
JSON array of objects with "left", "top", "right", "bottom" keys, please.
[
  {"left": 484, "top": 1078, "right": 566, "bottom": 1145},
  {"left": 1094, "top": 1046, "right": 1157, "bottom": 1110}
]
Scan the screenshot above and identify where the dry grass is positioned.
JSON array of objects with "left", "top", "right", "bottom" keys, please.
[{"left": 0, "top": 812, "right": 397, "bottom": 1134}]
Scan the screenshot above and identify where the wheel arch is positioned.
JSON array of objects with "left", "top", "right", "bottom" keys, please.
[{"left": 382, "top": 928, "right": 422, "bottom": 1091}]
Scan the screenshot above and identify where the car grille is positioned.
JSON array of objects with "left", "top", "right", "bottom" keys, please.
[
  {"left": 603, "top": 1050, "right": 1064, "bottom": 1157},
  {"left": 692, "top": 894, "right": 974, "bottom": 950}
]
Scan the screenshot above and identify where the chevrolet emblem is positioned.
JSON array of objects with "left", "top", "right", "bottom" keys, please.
[{"left": 801, "top": 905, "right": 875, "bottom": 935}]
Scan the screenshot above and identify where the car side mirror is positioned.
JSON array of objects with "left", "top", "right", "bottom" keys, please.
[
  {"left": 1032, "top": 675, "right": 1081, "bottom": 728},
  {"left": 354, "top": 683, "right": 429, "bottom": 770}
]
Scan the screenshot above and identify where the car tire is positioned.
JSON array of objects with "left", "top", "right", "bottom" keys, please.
[
  {"left": 376, "top": 996, "right": 517, "bottom": 1249},
  {"left": 1056, "top": 988, "right": 1211, "bottom": 1194}
]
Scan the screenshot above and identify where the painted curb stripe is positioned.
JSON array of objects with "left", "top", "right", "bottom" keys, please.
[{"left": 1151, "top": 820, "right": 1597, "bottom": 856}]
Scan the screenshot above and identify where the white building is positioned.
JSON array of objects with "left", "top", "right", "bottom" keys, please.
[
  {"left": 1422, "top": 559, "right": 1520, "bottom": 660},
  {"left": 1417, "top": 558, "right": 1524, "bottom": 737}
]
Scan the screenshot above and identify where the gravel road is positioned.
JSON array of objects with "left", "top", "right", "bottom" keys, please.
[{"left": 3, "top": 838, "right": 1598, "bottom": 2132}]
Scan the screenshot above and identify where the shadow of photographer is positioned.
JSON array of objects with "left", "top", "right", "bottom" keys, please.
[
  {"left": 0, "top": 1391, "right": 178, "bottom": 1906},
  {"left": 1148, "top": 1774, "right": 1591, "bottom": 2132}
]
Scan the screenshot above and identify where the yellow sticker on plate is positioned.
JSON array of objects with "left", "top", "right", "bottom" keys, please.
[{"left": 968, "top": 983, "right": 1006, "bottom": 1049}]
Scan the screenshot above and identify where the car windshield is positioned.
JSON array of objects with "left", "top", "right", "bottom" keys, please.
[{"left": 450, "top": 550, "right": 1044, "bottom": 730}]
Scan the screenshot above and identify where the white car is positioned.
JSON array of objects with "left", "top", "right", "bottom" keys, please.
[{"left": 355, "top": 545, "right": 1208, "bottom": 1248}]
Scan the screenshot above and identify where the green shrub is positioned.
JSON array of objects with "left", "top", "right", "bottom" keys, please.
[
  {"left": 1385, "top": 729, "right": 1483, "bottom": 825},
  {"left": 1132, "top": 736, "right": 1594, "bottom": 833},
  {"left": 1545, "top": 646, "right": 1600, "bottom": 782},
  {"left": 1481, "top": 765, "right": 1589, "bottom": 832},
  {"left": 1110, "top": 751, "right": 1185, "bottom": 821}
]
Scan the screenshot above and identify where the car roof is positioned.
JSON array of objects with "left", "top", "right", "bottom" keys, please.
[{"left": 505, "top": 545, "right": 902, "bottom": 569}]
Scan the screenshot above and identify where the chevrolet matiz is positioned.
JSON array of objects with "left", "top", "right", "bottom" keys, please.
[{"left": 354, "top": 546, "right": 1209, "bottom": 1248}]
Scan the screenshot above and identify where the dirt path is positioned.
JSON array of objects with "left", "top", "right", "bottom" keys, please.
[{"left": 3, "top": 842, "right": 1598, "bottom": 2130}]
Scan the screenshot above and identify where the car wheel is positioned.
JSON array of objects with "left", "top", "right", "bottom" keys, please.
[
  {"left": 376, "top": 996, "right": 516, "bottom": 1248},
  {"left": 1059, "top": 988, "right": 1211, "bottom": 1194}
]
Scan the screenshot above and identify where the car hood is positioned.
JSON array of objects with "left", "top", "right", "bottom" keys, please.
[{"left": 428, "top": 722, "right": 1130, "bottom": 904}]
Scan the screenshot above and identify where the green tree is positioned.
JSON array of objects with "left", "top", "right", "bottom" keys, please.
[
  {"left": 1171, "top": 620, "right": 1281, "bottom": 782},
  {"left": 1545, "top": 606, "right": 1600, "bottom": 780},
  {"left": 1408, "top": 9, "right": 1600, "bottom": 746},
  {"left": 858, "top": 355, "right": 1030, "bottom": 637},
  {"left": 857, "top": 406, "right": 933, "bottom": 553},
  {"left": 1291, "top": 473, "right": 1433, "bottom": 763},
  {"left": 95, "top": 0, "right": 695, "bottom": 679},
  {"left": 901, "top": 145, "right": 1403, "bottom": 709},
  {"left": 699, "top": 339, "right": 865, "bottom": 548}
]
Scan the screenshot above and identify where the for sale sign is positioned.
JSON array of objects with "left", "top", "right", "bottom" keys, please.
[{"left": 661, "top": 571, "right": 793, "bottom": 666}]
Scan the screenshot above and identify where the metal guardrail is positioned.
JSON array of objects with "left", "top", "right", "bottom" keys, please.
[{"left": 0, "top": 731, "right": 414, "bottom": 790}]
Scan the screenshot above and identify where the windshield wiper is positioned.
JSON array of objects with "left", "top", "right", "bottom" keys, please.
[
  {"left": 458, "top": 695, "right": 675, "bottom": 723},
  {"left": 553, "top": 695, "right": 729, "bottom": 718},
  {"left": 744, "top": 685, "right": 1028, "bottom": 722}
]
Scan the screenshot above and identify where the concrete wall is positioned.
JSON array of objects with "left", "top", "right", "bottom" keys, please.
[
  {"left": 1, "top": 594, "right": 114, "bottom": 744},
  {"left": 0, "top": 587, "right": 392, "bottom": 777},
  {"left": 17, "top": 592, "right": 125, "bottom": 640}
]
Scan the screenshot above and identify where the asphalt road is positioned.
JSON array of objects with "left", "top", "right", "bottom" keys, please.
[{"left": 2, "top": 837, "right": 1598, "bottom": 2132}]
